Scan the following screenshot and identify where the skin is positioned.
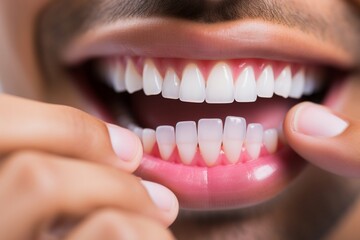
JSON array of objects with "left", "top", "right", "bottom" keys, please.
[
  {"left": 0, "top": 95, "right": 177, "bottom": 239},
  {"left": 0, "top": 0, "right": 359, "bottom": 239}
]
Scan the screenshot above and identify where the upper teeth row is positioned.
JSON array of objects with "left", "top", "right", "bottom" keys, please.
[
  {"left": 129, "top": 116, "right": 279, "bottom": 167},
  {"left": 100, "top": 58, "right": 321, "bottom": 103}
]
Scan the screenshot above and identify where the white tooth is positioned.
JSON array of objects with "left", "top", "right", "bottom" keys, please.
[
  {"left": 103, "top": 59, "right": 126, "bottom": 92},
  {"left": 198, "top": 119, "right": 223, "bottom": 166},
  {"left": 245, "top": 123, "right": 263, "bottom": 160},
  {"left": 274, "top": 66, "right": 292, "bottom": 98},
  {"left": 235, "top": 66, "right": 257, "bottom": 102},
  {"left": 162, "top": 68, "right": 180, "bottom": 99},
  {"left": 206, "top": 62, "right": 234, "bottom": 103},
  {"left": 223, "top": 116, "right": 246, "bottom": 164},
  {"left": 263, "top": 129, "right": 278, "bottom": 154},
  {"left": 142, "top": 129, "right": 156, "bottom": 154},
  {"left": 129, "top": 125, "right": 143, "bottom": 139},
  {"left": 127, "top": 123, "right": 138, "bottom": 132},
  {"left": 125, "top": 59, "right": 143, "bottom": 93},
  {"left": 303, "top": 69, "right": 317, "bottom": 95},
  {"left": 257, "top": 65, "right": 274, "bottom": 98},
  {"left": 156, "top": 126, "right": 176, "bottom": 160},
  {"left": 143, "top": 59, "right": 163, "bottom": 96},
  {"left": 179, "top": 63, "right": 206, "bottom": 103},
  {"left": 176, "top": 121, "right": 197, "bottom": 165},
  {"left": 289, "top": 68, "right": 305, "bottom": 99}
]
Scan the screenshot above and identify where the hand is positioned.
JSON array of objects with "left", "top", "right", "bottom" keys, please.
[
  {"left": 283, "top": 76, "right": 360, "bottom": 177},
  {"left": 0, "top": 94, "right": 178, "bottom": 240}
]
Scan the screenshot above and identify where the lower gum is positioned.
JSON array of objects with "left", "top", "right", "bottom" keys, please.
[{"left": 149, "top": 143, "right": 277, "bottom": 167}]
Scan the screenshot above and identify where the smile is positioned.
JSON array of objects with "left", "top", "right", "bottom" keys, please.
[
  {"left": 63, "top": 18, "right": 352, "bottom": 210},
  {"left": 100, "top": 57, "right": 322, "bottom": 164}
]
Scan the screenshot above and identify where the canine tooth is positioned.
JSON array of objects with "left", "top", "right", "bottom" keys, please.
[
  {"left": 176, "top": 121, "right": 197, "bottom": 165},
  {"left": 235, "top": 66, "right": 257, "bottom": 102},
  {"left": 206, "top": 62, "right": 234, "bottom": 103},
  {"left": 125, "top": 59, "right": 143, "bottom": 93},
  {"left": 179, "top": 63, "right": 206, "bottom": 103},
  {"left": 257, "top": 65, "right": 274, "bottom": 98},
  {"left": 156, "top": 126, "right": 176, "bottom": 160},
  {"left": 245, "top": 124, "right": 263, "bottom": 160},
  {"left": 223, "top": 116, "right": 246, "bottom": 164},
  {"left": 102, "top": 59, "right": 126, "bottom": 92},
  {"left": 198, "top": 119, "right": 223, "bottom": 166},
  {"left": 143, "top": 59, "right": 163, "bottom": 96},
  {"left": 275, "top": 66, "right": 292, "bottom": 98},
  {"left": 263, "top": 129, "right": 278, "bottom": 154},
  {"left": 142, "top": 129, "right": 156, "bottom": 154},
  {"left": 162, "top": 68, "right": 181, "bottom": 99},
  {"left": 289, "top": 68, "right": 305, "bottom": 99}
]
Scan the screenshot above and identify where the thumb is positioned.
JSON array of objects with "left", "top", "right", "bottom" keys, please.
[{"left": 283, "top": 101, "right": 360, "bottom": 177}]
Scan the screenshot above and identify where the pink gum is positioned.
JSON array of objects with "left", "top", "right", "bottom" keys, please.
[{"left": 113, "top": 56, "right": 308, "bottom": 81}]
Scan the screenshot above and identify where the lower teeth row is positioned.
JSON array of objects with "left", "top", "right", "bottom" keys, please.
[{"left": 128, "top": 116, "right": 281, "bottom": 167}]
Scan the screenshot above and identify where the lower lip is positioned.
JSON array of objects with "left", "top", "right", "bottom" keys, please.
[{"left": 136, "top": 146, "right": 306, "bottom": 210}]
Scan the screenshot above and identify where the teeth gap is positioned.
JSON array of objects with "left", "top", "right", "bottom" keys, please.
[
  {"left": 99, "top": 57, "right": 324, "bottom": 104},
  {"left": 130, "top": 116, "right": 282, "bottom": 167}
]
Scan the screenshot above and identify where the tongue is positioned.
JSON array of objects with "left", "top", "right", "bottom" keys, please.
[{"left": 130, "top": 92, "right": 298, "bottom": 129}]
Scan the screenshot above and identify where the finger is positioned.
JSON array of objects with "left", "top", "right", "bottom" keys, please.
[
  {"left": 283, "top": 101, "right": 360, "bottom": 177},
  {"left": 0, "top": 94, "right": 142, "bottom": 172},
  {"left": 325, "top": 74, "right": 360, "bottom": 119},
  {"left": 0, "top": 151, "right": 178, "bottom": 239},
  {"left": 65, "top": 209, "right": 175, "bottom": 240}
]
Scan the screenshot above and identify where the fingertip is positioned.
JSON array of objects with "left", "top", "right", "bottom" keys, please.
[
  {"left": 141, "top": 180, "right": 179, "bottom": 226},
  {"left": 106, "top": 124, "right": 143, "bottom": 172},
  {"left": 283, "top": 102, "right": 360, "bottom": 177},
  {"left": 283, "top": 102, "right": 305, "bottom": 144},
  {"left": 291, "top": 102, "right": 348, "bottom": 137}
]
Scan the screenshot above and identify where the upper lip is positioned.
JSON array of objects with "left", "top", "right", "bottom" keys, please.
[{"left": 63, "top": 17, "right": 355, "bottom": 70}]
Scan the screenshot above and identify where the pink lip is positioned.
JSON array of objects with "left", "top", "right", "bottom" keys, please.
[
  {"left": 136, "top": 146, "right": 305, "bottom": 210},
  {"left": 63, "top": 18, "right": 351, "bottom": 210}
]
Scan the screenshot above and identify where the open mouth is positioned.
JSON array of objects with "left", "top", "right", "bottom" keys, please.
[
  {"left": 98, "top": 57, "right": 324, "bottom": 164},
  {"left": 62, "top": 18, "right": 352, "bottom": 210}
]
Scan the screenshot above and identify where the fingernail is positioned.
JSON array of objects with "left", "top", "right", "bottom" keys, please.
[
  {"left": 293, "top": 103, "right": 349, "bottom": 137},
  {"left": 141, "top": 180, "right": 177, "bottom": 212},
  {"left": 107, "top": 124, "right": 142, "bottom": 161}
]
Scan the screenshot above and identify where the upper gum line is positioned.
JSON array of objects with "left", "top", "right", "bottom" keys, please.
[{"left": 105, "top": 56, "right": 306, "bottom": 81}]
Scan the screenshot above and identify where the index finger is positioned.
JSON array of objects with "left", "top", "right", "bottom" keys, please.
[{"left": 0, "top": 94, "right": 142, "bottom": 172}]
